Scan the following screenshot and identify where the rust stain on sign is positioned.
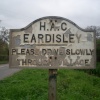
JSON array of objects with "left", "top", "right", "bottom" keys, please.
[{"left": 9, "top": 16, "right": 96, "bottom": 69}]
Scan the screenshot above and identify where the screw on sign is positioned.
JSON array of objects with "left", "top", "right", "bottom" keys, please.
[{"left": 9, "top": 16, "right": 96, "bottom": 100}]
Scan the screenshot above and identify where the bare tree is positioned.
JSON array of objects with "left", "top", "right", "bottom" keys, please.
[
  {"left": 0, "top": 27, "right": 9, "bottom": 43},
  {"left": 85, "top": 26, "right": 100, "bottom": 37}
]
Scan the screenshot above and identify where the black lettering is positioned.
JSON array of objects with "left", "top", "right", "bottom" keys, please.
[
  {"left": 30, "top": 49, "right": 34, "bottom": 55},
  {"left": 71, "top": 49, "right": 75, "bottom": 55},
  {"left": 90, "top": 49, "right": 94, "bottom": 55},
  {"left": 85, "top": 59, "right": 89, "bottom": 65},
  {"left": 21, "top": 49, "right": 25, "bottom": 55},
  {"left": 38, "top": 34, "right": 44, "bottom": 43},
  {"left": 31, "top": 34, "right": 36, "bottom": 43},
  {"left": 12, "top": 49, "right": 16, "bottom": 55},
  {"left": 76, "top": 34, "right": 81, "bottom": 43},
  {"left": 79, "top": 60, "right": 84, "bottom": 65},
  {"left": 47, "top": 49, "right": 52, "bottom": 55},
  {"left": 26, "top": 49, "right": 30, "bottom": 55},
  {"left": 17, "top": 59, "right": 21, "bottom": 65},
  {"left": 61, "top": 22, "right": 67, "bottom": 31},
  {"left": 40, "top": 22, "right": 46, "bottom": 30},
  {"left": 53, "top": 34, "right": 54, "bottom": 43},
  {"left": 16, "top": 49, "right": 20, "bottom": 55},
  {"left": 24, "top": 34, "right": 29, "bottom": 43},
  {"left": 66, "top": 49, "right": 70, "bottom": 55},
  {"left": 22, "top": 59, "right": 27, "bottom": 65},
  {"left": 75, "top": 49, "right": 80, "bottom": 55},
  {"left": 86, "top": 49, "right": 90, "bottom": 55},
  {"left": 63, "top": 34, "right": 68, "bottom": 43},
  {"left": 50, "top": 23, "right": 55, "bottom": 31},
  {"left": 56, "top": 34, "right": 61, "bottom": 43},
  {"left": 28, "top": 59, "right": 32, "bottom": 65},
  {"left": 42, "top": 49, "right": 46, "bottom": 55},
  {"left": 69, "top": 34, "right": 74, "bottom": 43},
  {"left": 80, "top": 49, "right": 85, "bottom": 55},
  {"left": 53, "top": 49, "right": 59, "bottom": 55},
  {"left": 45, "top": 34, "right": 51, "bottom": 43}
]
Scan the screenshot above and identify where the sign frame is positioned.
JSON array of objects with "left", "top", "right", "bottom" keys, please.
[{"left": 9, "top": 16, "right": 96, "bottom": 69}]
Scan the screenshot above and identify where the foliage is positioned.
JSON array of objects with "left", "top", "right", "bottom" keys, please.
[
  {"left": 85, "top": 26, "right": 100, "bottom": 36},
  {"left": 0, "top": 27, "right": 9, "bottom": 43},
  {"left": 0, "top": 38, "right": 9, "bottom": 62},
  {"left": 0, "top": 55, "right": 8, "bottom": 61},
  {"left": 0, "top": 69, "right": 48, "bottom": 100},
  {"left": 0, "top": 61, "right": 8, "bottom": 64},
  {"left": 0, "top": 69, "right": 100, "bottom": 100},
  {"left": 96, "top": 39, "right": 100, "bottom": 62},
  {"left": 82, "top": 62, "right": 100, "bottom": 77},
  {"left": 0, "top": 27, "right": 9, "bottom": 62}
]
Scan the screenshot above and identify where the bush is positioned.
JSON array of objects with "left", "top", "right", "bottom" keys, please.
[
  {"left": 82, "top": 62, "right": 100, "bottom": 77},
  {"left": 97, "top": 48, "right": 100, "bottom": 62},
  {"left": 96, "top": 39, "right": 100, "bottom": 62},
  {"left": 0, "top": 55, "right": 9, "bottom": 61}
]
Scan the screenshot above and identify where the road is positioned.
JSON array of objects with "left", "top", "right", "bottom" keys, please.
[{"left": 0, "top": 64, "right": 21, "bottom": 80}]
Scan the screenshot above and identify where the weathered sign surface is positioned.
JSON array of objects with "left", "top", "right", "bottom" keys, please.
[{"left": 9, "top": 16, "right": 96, "bottom": 69}]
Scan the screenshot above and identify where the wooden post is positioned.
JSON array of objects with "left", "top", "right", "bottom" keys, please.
[{"left": 49, "top": 69, "right": 57, "bottom": 100}]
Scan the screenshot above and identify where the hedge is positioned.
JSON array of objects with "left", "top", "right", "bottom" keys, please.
[{"left": 0, "top": 55, "right": 9, "bottom": 61}]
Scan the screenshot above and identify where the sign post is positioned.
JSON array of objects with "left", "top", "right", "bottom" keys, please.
[
  {"left": 49, "top": 69, "right": 57, "bottom": 100},
  {"left": 9, "top": 16, "right": 96, "bottom": 100}
]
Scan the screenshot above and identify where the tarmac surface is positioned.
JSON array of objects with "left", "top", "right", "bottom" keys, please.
[{"left": 0, "top": 64, "right": 21, "bottom": 80}]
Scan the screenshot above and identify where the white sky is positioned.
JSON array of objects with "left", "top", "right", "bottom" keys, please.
[{"left": 0, "top": 0, "right": 100, "bottom": 29}]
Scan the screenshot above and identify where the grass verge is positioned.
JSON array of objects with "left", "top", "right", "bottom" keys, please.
[{"left": 0, "top": 69, "right": 100, "bottom": 100}]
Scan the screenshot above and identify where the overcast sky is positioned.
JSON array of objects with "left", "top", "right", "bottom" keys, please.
[{"left": 0, "top": 0, "right": 100, "bottom": 29}]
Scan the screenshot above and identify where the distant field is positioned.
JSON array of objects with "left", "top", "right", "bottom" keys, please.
[{"left": 0, "top": 69, "right": 100, "bottom": 100}]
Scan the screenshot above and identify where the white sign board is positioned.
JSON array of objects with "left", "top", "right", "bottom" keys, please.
[{"left": 9, "top": 16, "right": 96, "bottom": 69}]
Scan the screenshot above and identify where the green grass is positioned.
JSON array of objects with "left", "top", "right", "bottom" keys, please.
[
  {"left": 81, "top": 62, "right": 100, "bottom": 77},
  {"left": 0, "top": 69, "right": 100, "bottom": 100}
]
